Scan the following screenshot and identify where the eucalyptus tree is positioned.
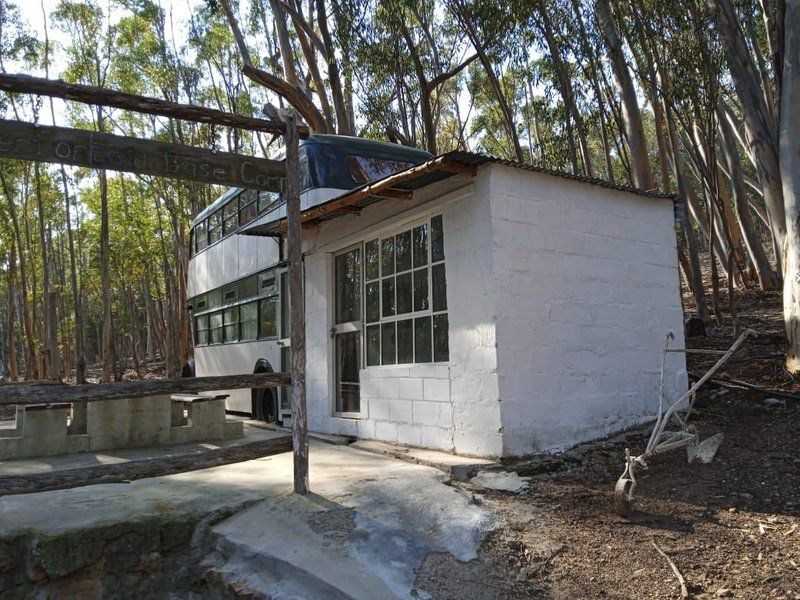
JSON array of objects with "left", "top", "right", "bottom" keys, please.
[{"left": 53, "top": 0, "right": 119, "bottom": 381}]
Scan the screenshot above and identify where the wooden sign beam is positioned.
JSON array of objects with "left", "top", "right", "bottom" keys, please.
[
  {"left": 0, "top": 73, "right": 310, "bottom": 138},
  {"left": 0, "top": 120, "right": 285, "bottom": 191}
]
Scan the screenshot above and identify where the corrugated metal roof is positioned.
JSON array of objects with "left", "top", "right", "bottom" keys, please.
[{"left": 241, "top": 150, "right": 679, "bottom": 236}]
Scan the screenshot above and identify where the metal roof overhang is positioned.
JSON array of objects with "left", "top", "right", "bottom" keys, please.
[{"left": 238, "top": 150, "right": 678, "bottom": 238}]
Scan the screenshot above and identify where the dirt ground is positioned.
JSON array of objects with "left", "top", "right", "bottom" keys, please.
[{"left": 445, "top": 269, "right": 800, "bottom": 599}]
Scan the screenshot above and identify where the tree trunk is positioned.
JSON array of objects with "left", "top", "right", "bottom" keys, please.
[
  {"left": 718, "top": 107, "right": 777, "bottom": 289},
  {"left": 5, "top": 248, "right": 19, "bottom": 381},
  {"left": 710, "top": 0, "right": 787, "bottom": 266},
  {"left": 780, "top": 0, "right": 800, "bottom": 373},
  {"left": 595, "top": 0, "right": 653, "bottom": 190}
]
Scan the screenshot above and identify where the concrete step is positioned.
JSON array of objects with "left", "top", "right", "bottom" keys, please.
[
  {"left": 207, "top": 495, "right": 402, "bottom": 599},
  {"left": 350, "top": 440, "right": 496, "bottom": 481}
]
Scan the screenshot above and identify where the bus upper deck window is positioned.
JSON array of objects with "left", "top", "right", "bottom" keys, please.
[
  {"left": 240, "top": 190, "right": 258, "bottom": 226},
  {"left": 347, "top": 155, "right": 413, "bottom": 184},
  {"left": 195, "top": 221, "right": 208, "bottom": 251},
  {"left": 208, "top": 210, "right": 222, "bottom": 244},
  {"left": 223, "top": 198, "right": 239, "bottom": 235}
]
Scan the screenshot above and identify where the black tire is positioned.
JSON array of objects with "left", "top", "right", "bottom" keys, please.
[{"left": 251, "top": 359, "right": 278, "bottom": 422}]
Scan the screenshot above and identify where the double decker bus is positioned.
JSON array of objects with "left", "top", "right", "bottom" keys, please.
[{"left": 186, "top": 135, "right": 431, "bottom": 422}]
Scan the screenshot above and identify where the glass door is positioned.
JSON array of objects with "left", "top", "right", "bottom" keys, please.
[{"left": 334, "top": 247, "right": 362, "bottom": 414}]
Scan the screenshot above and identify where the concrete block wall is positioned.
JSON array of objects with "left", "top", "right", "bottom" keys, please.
[
  {"left": 301, "top": 175, "right": 504, "bottom": 457},
  {"left": 359, "top": 365, "right": 454, "bottom": 450},
  {"left": 488, "top": 164, "right": 687, "bottom": 455}
]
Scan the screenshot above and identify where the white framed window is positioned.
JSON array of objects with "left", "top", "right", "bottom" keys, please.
[{"left": 363, "top": 214, "right": 448, "bottom": 366}]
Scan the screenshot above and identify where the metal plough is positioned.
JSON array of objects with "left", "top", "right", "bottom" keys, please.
[{"left": 613, "top": 328, "right": 757, "bottom": 518}]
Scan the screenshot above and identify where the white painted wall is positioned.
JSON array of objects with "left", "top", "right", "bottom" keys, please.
[
  {"left": 488, "top": 164, "right": 687, "bottom": 455},
  {"left": 300, "top": 175, "right": 504, "bottom": 457}
]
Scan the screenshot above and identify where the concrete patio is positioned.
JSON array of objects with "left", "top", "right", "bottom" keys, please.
[{"left": 0, "top": 432, "right": 496, "bottom": 598}]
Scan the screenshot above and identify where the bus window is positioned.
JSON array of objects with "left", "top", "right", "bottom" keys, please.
[
  {"left": 209, "top": 210, "right": 222, "bottom": 244},
  {"left": 207, "top": 288, "right": 222, "bottom": 310},
  {"left": 193, "top": 293, "right": 208, "bottom": 312},
  {"left": 223, "top": 307, "right": 239, "bottom": 342},
  {"left": 259, "top": 295, "right": 278, "bottom": 338},
  {"left": 223, "top": 282, "right": 238, "bottom": 304},
  {"left": 223, "top": 198, "right": 239, "bottom": 235},
  {"left": 258, "top": 272, "right": 277, "bottom": 295},
  {"left": 239, "top": 274, "right": 258, "bottom": 300},
  {"left": 195, "top": 220, "right": 208, "bottom": 251},
  {"left": 239, "top": 190, "right": 257, "bottom": 225},
  {"left": 347, "top": 155, "right": 413, "bottom": 184},
  {"left": 240, "top": 301, "right": 258, "bottom": 340},
  {"left": 209, "top": 312, "right": 223, "bottom": 344},
  {"left": 189, "top": 228, "right": 195, "bottom": 258},
  {"left": 258, "top": 191, "right": 281, "bottom": 214},
  {"left": 194, "top": 315, "right": 209, "bottom": 345}
]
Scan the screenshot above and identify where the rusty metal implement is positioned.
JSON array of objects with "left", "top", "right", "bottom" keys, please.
[{"left": 613, "top": 328, "right": 757, "bottom": 518}]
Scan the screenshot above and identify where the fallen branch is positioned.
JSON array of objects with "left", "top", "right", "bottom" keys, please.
[
  {"left": 652, "top": 541, "right": 690, "bottom": 599},
  {"left": 0, "top": 435, "right": 292, "bottom": 495}
]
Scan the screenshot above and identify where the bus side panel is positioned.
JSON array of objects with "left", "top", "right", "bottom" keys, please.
[{"left": 194, "top": 340, "right": 283, "bottom": 414}]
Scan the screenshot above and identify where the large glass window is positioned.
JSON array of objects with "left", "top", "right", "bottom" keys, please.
[
  {"left": 195, "top": 221, "right": 208, "bottom": 251},
  {"left": 239, "top": 190, "right": 258, "bottom": 226},
  {"left": 363, "top": 215, "right": 448, "bottom": 366},
  {"left": 208, "top": 210, "right": 222, "bottom": 244}
]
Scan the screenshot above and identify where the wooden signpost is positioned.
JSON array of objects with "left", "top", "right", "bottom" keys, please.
[
  {"left": 0, "top": 120, "right": 284, "bottom": 192},
  {"left": 0, "top": 73, "right": 310, "bottom": 495}
]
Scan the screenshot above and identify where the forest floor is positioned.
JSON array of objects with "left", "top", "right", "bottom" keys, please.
[{"left": 450, "top": 269, "right": 799, "bottom": 599}]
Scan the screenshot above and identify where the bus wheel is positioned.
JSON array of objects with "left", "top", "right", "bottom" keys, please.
[{"left": 251, "top": 359, "right": 277, "bottom": 422}]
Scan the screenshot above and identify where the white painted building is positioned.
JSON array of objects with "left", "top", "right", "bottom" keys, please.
[{"left": 235, "top": 151, "right": 688, "bottom": 458}]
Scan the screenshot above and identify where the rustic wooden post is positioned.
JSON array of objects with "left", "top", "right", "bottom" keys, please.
[{"left": 283, "top": 111, "right": 309, "bottom": 494}]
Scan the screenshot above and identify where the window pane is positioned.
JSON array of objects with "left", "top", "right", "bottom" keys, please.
[
  {"left": 239, "top": 275, "right": 258, "bottom": 300},
  {"left": 413, "top": 268, "right": 429, "bottom": 312},
  {"left": 381, "top": 322, "right": 396, "bottom": 365},
  {"left": 413, "top": 224, "right": 428, "bottom": 267},
  {"left": 207, "top": 289, "right": 222, "bottom": 310},
  {"left": 335, "top": 249, "right": 361, "bottom": 323},
  {"left": 209, "top": 225, "right": 222, "bottom": 244},
  {"left": 209, "top": 312, "right": 223, "bottom": 344},
  {"left": 396, "top": 230, "right": 412, "bottom": 272},
  {"left": 365, "top": 239, "right": 379, "bottom": 280},
  {"left": 381, "top": 238, "right": 394, "bottom": 275},
  {"left": 433, "top": 314, "right": 449, "bottom": 362},
  {"left": 431, "top": 215, "right": 445, "bottom": 262},
  {"left": 366, "top": 325, "right": 381, "bottom": 366},
  {"left": 223, "top": 199, "right": 238, "bottom": 219},
  {"left": 193, "top": 294, "right": 208, "bottom": 312},
  {"left": 224, "top": 307, "right": 239, "bottom": 342},
  {"left": 414, "top": 317, "right": 432, "bottom": 363},
  {"left": 259, "top": 296, "right": 278, "bottom": 338},
  {"left": 366, "top": 282, "right": 380, "bottom": 323},
  {"left": 196, "top": 222, "right": 208, "bottom": 250},
  {"left": 259, "top": 272, "right": 277, "bottom": 295},
  {"left": 432, "top": 263, "right": 447, "bottom": 312},
  {"left": 223, "top": 283, "right": 238, "bottom": 304},
  {"left": 197, "top": 328, "right": 208, "bottom": 346},
  {"left": 396, "top": 272, "right": 412, "bottom": 314},
  {"left": 240, "top": 302, "right": 258, "bottom": 340},
  {"left": 347, "top": 155, "right": 413, "bottom": 183},
  {"left": 258, "top": 191, "right": 280, "bottom": 213},
  {"left": 240, "top": 201, "right": 257, "bottom": 226},
  {"left": 224, "top": 215, "right": 238, "bottom": 235},
  {"left": 382, "top": 278, "right": 395, "bottom": 317},
  {"left": 397, "top": 319, "right": 413, "bottom": 364},
  {"left": 240, "top": 189, "right": 257, "bottom": 207},
  {"left": 209, "top": 210, "right": 222, "bottom": 230}
]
